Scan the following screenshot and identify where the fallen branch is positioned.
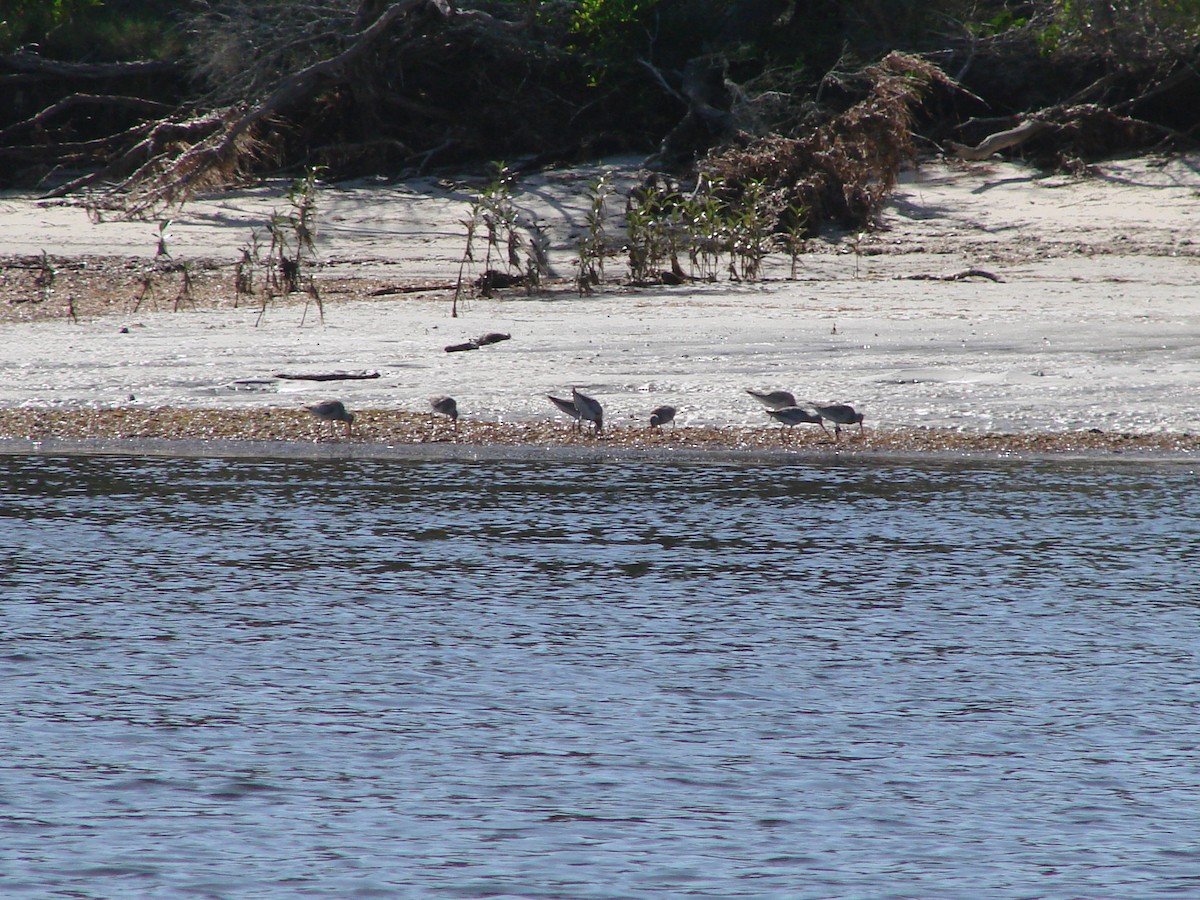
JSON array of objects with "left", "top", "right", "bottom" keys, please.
[
  {"left": 947, "top": 118, "right": 1051, "bottom": 160},
  {"left": 899, "top": 268, "right": 1005, "bottom": 283},
  {"left": 0, "top": 94, "right": 174, "bottom": 144},
  {"left": 369, "top": 282, "right": 457, "bottom": 295},
  {"left": 0, "top": 51, "right": 178, "bottom": 80},
  {"left": 43, "top": 113, "right": 228, "bottom": 200},
  {"left": 274, "top": 371, "right": 382, "bottom": 381},
  {"left": 475, "top": 331, "right": 511, "bottom": 345}
]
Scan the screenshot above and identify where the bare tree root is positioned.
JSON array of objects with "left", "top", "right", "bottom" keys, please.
[
  {"left": 77, "top": 0, "right": 446, "bottom": 219},
  {"left": 0, "top": 51, "right": 184, "bottom": 190},
  {"left": 44, "top": 112, "right": 239, "bottom": 208},
  {"left": 0, "top": 94, "right": 175, "bottom": 145},
  {"left": 948, "top": 103, "right": 1177, "bottom": 170}
]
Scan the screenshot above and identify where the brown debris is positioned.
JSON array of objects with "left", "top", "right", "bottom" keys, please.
[{"left": 702, "top": 52, "right": 956, "bottom": 233}]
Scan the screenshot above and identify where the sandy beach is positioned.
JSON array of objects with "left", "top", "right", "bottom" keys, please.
[{"left": 1, "top": 154, "right": 1198, "bottom": 459}]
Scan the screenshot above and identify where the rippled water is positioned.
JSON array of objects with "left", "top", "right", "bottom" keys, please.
[{"left": 2, "top": 452, "right": 1198, "bottom": 899}]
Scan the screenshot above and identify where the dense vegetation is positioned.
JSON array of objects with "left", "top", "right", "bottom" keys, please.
[{"left": 2, "top": 0, "right": 1197, "bottom": 229}]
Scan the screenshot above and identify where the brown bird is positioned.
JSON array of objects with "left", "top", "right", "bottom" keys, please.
[
  {"left": 430, "top": 396, "right": 459, "bottom": 438},
  {"left": 814, "top": 403, "right": 865, "bottom": 439},
  {"left": 747, "top": 388, "right": 797, "bottom": 410},
  {"left": 571, "top": 388, "right": 603, "bottom": 435},
  {"left": 548, "top": 394, "right": 582, "bottom": 431},
  {"left": 305, "top": 400, "right": 354, "bottom": 439},
  {"left": 766, "top": 405, "right": 824, "bottom": 440},
  {"left": 649, "top": 405, "right": 676, "bottom": 429}
]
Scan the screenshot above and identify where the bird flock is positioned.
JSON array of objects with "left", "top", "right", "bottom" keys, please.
[
  {"left": 745, "top": 389, "right": 865, "bottom": 439},
  {"left": 305, "top": 389, "right": 865, "bottom": 443}
]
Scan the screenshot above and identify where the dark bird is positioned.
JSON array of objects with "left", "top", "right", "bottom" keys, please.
[
  {"left": 430, "top": 396, "right": 459, "bottom": 438},
  {"left": 305, "top": 399, "right": 354, "bottom": 439},
  {"left": 548, "top": 394, "right": 582, "bottom": 431},
  {"left": 814, "top": 403, "right": 865, "bottom": 439},
  {"left": 747, "top": 388, "right": 797, "bottom": 410},
  {"left": 766, "top": 405, "right": 824, "bottom": 439},
  {"left": 649, "top": 405, "right": 677, "bottom": 429},
  {"left": 572, "top": 387, "right": 603, "bottom": 434}
]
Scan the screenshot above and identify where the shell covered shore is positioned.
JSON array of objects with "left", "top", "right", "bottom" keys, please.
[{"left": 1, "top": 407, "right": 1196, "bottom": 460}]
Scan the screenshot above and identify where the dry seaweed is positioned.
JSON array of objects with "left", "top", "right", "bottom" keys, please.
[{"left": 702, "top": 53, "right": 956, "bottom": 234}]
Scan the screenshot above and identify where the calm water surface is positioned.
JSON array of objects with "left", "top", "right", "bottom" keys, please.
[{"left": 2, "top": 453, "right": 1198, "bottom": 899}]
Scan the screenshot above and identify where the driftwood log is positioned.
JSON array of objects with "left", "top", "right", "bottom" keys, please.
[
  {"left": 900, "top": 268, "right": 1005, "bottom": 283},
  {"left": 274, "top": 371, "right": 382, "bottom": 381},
  {"left": 947, "top": 119, "right": 1051, "bottom": 160}
]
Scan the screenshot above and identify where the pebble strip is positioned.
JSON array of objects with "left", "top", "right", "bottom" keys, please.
[{"left": 0, "top": 407, "right": 1196, "bottom": 458}]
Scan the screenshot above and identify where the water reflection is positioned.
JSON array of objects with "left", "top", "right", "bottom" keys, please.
[{"left": 1, "top": 453, "right": 1198, "bottom": 899}]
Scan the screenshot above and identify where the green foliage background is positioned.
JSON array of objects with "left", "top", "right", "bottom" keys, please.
[
  {"left": 0, "top": 0, "right": 180, "bottom": 58},
  {"left": 7, "top": 1, "right": 1200, "bottom": 75}
]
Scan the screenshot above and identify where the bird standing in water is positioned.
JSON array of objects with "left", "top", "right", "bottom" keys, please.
[
  {"left": 814, "top": 403, "right": 865, "bottom": 439},
  {"left": 766, "top": 405, "right": 823, "bottom": 440},
  {"left": 747, "top": 388, "right": 797, "bottom": 410},
  {"left": 430, "top": 396, "right": 459, "bottom": 439},
  {"left": 305, "top": 400, "right": 354, "bottom": 439},
  {"left": 649, "top": 405, "right": 676, "bottom": 429},
  {"left": 571, "top": 388, "right": 603, "bottom": 435}
]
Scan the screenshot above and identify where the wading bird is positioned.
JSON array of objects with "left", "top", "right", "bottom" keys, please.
[
  {"left": 747, "top": 388, "right": 797, "bottom": 410},
  {"left": 430, "top": 396, "right": 459, "bottom": 439},
  {"left": 649, "top": 405, "right": 676, "bottom": 429},
  {"left": 548, "top": 394, "right": 582, "bottom": 431},
  {"left": 813, "top": 403, "right": 865, "bottom": 439},
  {"left": 305, "top": 400, "right": 354, "bottom": 439},
  {"left": 572, "top": 387, "right": 604, "bottom": 434},
  {"left": 766, "top": 405, "right": 823, "bottom": 439}
]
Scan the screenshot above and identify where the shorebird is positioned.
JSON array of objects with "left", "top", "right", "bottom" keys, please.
[
  {"left": 572, "top": 387, "right": 603, "bottom": 434},
  {"left": 305, "top": 399, "right": 354, "bottom": 439},
  {"left": 747, "top": 388, "right": 797, "bottom": 410},
  {"left": 430, "top": 395, "right": 459, "bottom": 439},
  {"left": 766, "top": 405, "right": 824, "bottom": 439},
  {"left": 814, "top": 403, "right": 865, "bottom": 439},
  {"left": 649, "top": 405, "right": 676, "bottom": 429},
  {"left": 548, "top": 394, "right": 582, "bottom": 431}
]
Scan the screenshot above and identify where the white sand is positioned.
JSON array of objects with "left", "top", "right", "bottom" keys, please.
[{"left": 2, "top": 155, "right": 1198, "bottom": 434}]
